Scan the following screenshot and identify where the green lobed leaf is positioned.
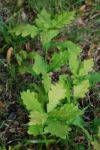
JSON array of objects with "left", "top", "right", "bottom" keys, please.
[
  {"left": 31, "top": 83, "right": 48, "bottom": 105},
  {"left": 28, "top": 125, "right": 43, "bottom": 136},
  {"left": 66, "top": 41, "right": 82, "bottom": 75},
  {"left": 66, "top": 41, "right": 82, "bottom": 55},
  {"left": 69, "top": 52, "right": 79, "bottom": 75},
  {"left": 35, "top": 10, "right": 58, "bottom": 46},
  {"left": 59, "top": 75, "right": 71, "bottom": 102},
  {"left": 29, "top": 111, "right": 47, "bottom": 125},
  {"left": 40, "top": 29, "right": 59, "bottom": 46},
  {"left": 10, "top": 24, "right": 38, "bottom": 38},
  {"left": 73, "top": 80, "right": 90, "bottom": 99},
  {"left": 32, "top": 54, "right": 48, "bottom": 75},
  {"left": 35, "top": 10, "right": 75, "bottom": 46},
  {"left": 42, "top": 74, "right": 51, "bottom": 93},
  {"left": 49, "top": 103, "right": 83, "bottom": 124},
  {"left": 47, "top": 83, "right": 66, "bottom": 112},
  {"left": 52, "top": 11, "right": 75, "bottom": 29},
  {"left": 78, "top": 59, "right": 94, "bottom": 76},
  {"left": 21, "top": 90, "right": 43, "bottom": 112},
  {"left": 35, "top": 9, "right": 51, "bottom": 29},
  {"left": 49, "top": 51, "right": 69, "bottom": 71},
  {"left": 45, "top": 120, "right": 71, "bottom": 139}
]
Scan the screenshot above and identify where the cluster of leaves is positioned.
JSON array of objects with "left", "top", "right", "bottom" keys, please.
[
  {"left": 19, "top": 40, "right": 96, "bottom": 139},
  {"left": 10, "top": 9, "right": 100, "bottom": 146},
  {"left": 10, "top": 9, "right": 75, "bottom": 48}
]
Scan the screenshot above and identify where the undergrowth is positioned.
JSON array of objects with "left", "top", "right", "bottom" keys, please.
[{"left": 0, "top": 1, "right": 100, "bottom": 150}]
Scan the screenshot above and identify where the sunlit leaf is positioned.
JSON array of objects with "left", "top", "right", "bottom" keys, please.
[
  {"left": 59, "top": 75, "right": 71, "bottom": 102},
  {"left": 42, "top": 74, "right": 51, "bottom": 93},
  {"left": 79, "top": 59, "right": 94, "bottom": 76},
  {"left": 40, "top": 30, "right": 59, "bottom": 46},
  {"left": 45, "top": 120, "right": 71, "bottom": 139},
  {"left": 35, "top": 9, "right": 51, "bottom": 29},
  {"left": 50, "top": 103, "right": 83, "bottom": 124},
  {"left": 28, "top": 125, "right": 43, "bottom": 136},
  {"left": 47, "top": 83, "right": 66, "bottom": 112},
  {"left": 21, "top": 90, "right": 43, "bottom": 112},
  {"left": 29, "top": 111, "right": 47, "bottom": 125},
  {"left": 33, "top": 54, "right": 48, "bottom": 75},
  {"left": 74, "top": 80, "right": 90, "bottom": 99},
  {"left": 52, "top": 11, "right": 75, "bottom": 29},
  {"left": 67, "top": 41, "right": 82, "bottom": 75},
  {"left": 49, "top": 51, "right": 69, "bottom": 71},
  {"left": 10, "top": 24, "right": 38, "bottom": 38}
]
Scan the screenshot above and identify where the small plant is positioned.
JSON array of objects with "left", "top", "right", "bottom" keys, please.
[
  {"left": 10, "top": 9, "right": 100, "bottom": 146},
  {"left": 10, "top": 9, "right": 75, "bottom": 48},
  {"left": 20, "top": 40, "right": 95, "bottom": 139}
]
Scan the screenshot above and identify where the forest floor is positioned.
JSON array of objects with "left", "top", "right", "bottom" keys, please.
[{"left": 0, "top": 0, "right": 100, "bottom": 150}]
